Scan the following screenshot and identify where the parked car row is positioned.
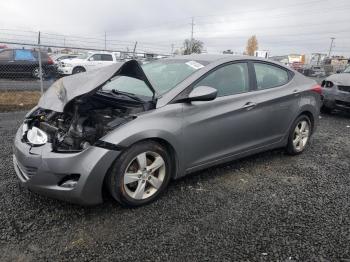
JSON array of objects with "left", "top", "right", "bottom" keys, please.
[{"left": 0, "top": 48, "right": 161, "bottom": 79}]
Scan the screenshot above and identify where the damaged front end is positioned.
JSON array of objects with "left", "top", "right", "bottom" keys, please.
[{"left": 21, "top": 60, "right": 157, "bottom": 152}]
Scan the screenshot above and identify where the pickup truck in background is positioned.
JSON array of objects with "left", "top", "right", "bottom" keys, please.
[{"left": 57, "top": 52, "right": 118, "bottom": 75}]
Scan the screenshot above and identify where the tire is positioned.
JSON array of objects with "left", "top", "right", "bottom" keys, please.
[
  {"left": 32, "top": 67, "right": 46, "bottom": 79},
  {"left": 72, "top": 67, "right": 86, "bottom": 74},
  {"left": 286, "top": 115, "right": 312, "bottom": 155},
  {"left": 321, "top": 105, "right": 332, "bottom": 114},
  {"left": 107, "top": 141, "right": 172, "bottom": 207}
]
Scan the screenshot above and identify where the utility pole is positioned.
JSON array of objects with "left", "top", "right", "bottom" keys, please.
[
  {"left": 328, "top": 37, "right": 335, "bottom": 57},
  {"left": 132, "top": 41, "right": 138, "bottom": 59},
  {"left": 171, "top": 43, "right": 174, "bottom": 56},
  {"left": 37, "top": 31, "right": 44, "bottom": 95},
  {"left": 190, "top": 17, "right": 194, "bottom": 54},
  {"left": 104, "top": 31, "right": 107, "bottom": 50}
]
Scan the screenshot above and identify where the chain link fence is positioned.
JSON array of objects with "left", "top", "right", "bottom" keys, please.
[{"left": 0, "top": 30, "right": 171, "bottom": 94}]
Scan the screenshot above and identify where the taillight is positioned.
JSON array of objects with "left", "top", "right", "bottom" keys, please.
[
  {"left": 311, "top": 84, "right": 322, "bottom": 95},
  {"left": 48, "top": 57, "right": 54, "bottom": 65}
]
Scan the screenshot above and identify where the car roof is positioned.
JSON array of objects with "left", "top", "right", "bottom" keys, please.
[{"left": 165, "top": 54, "right": 275, "bottom": 64}]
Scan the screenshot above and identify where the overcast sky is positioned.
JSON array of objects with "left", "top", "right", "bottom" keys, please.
[{"left": 0, "top": 0, "right": 349, "bottom": 56}]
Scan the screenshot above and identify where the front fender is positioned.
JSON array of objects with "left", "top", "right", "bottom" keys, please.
[{"left": 100, "top": 103, "right": 186, "bottom": 176}]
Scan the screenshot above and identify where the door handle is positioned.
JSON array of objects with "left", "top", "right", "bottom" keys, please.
[
  {"left": 293, "top": 89, "right": 301, "bottom": 96},
  {"left": 242, "top": 102, "right": 257, "bottom": 110}
]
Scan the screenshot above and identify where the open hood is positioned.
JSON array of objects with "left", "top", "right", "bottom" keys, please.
[{"left": 38, "top": 60, "right": 156, "bottom": 112}]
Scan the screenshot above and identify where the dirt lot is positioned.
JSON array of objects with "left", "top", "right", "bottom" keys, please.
[
  {"left": 0, "top": 110, "right": 349, "bottom": 261},
  {"left": 0, "top": 91, "right": 41, "bottom": 111}
]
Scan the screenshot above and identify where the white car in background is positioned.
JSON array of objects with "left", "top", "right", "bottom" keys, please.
[{"left": 57, "top": 52, "right": 118, "bottom": 75}]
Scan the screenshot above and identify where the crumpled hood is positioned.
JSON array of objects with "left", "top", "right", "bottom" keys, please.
[
  {"left": 38, "top": 60, "right": 155, "bottom": 112},
  {"left": 326, "top": 73, "right": 350, "bottom": 86}
]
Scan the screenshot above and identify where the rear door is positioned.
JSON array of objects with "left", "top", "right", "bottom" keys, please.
[
  {"left": 182, "top": 61, "right": 264, "bottom": 168},
  {"left": 100, "top": 54, "right": 115, "bottom": 67},
  {"left": 249, "top": 61, "right": 299, "bottom": 144}
]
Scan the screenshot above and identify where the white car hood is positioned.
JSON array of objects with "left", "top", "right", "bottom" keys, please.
[
  {"left": 60, "top": 58, "right": 85, "bottom": 64},
  {"left": 326, "top": 73, "right": 350, "bottom": 86}
]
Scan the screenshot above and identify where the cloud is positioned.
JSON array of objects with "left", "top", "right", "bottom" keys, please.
[{"left": 0, "top": 0, "right": 349, "bottom": 56}]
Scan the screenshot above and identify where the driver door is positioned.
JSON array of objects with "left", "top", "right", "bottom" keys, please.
[
  {"left": 182, "top": 62, "right": 263, "bottom": 169},
  {"left": 86, "top": 54, "right": 103, "bottom": 71}
]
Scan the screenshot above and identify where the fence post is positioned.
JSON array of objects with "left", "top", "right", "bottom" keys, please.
[{"left": 37, "top": 31, "right": 44, "bottom": 95}]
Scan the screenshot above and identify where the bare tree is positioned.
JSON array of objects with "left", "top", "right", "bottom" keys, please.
[
  {"left": 245, "top": 35, "right": 258, "bottom": 56},
  {"left": 183, "top": 39, "right": 204, "bottom": 55}
]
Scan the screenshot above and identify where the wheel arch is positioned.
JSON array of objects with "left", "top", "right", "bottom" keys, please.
[
  {"left": 73, "top": 65, "right": 86, "bottom": 73},
  {"left": 100, "top": 135, "right": 180, "bottom": 200},
  {"left": 297, "top": 110, "right": 315, "bottom": 133}
]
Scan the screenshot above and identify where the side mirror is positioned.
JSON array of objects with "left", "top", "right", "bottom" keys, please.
[{"left": 187, "top": 86, "right": 217, "bottom": 102}]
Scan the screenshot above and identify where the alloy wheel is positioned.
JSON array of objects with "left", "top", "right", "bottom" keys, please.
[
  {"left": 292, "top": 120, "right": 310, "bottom": 152},
  {"left": 123, "top": 151, "right": 166, "bottom": 200}
]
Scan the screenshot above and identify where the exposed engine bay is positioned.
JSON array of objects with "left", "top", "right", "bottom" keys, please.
[{"left": 23, "top": 93, "right": 154, "bottom": 152}]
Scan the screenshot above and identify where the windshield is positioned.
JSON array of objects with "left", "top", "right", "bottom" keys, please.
[
  {"left": 101, "top": 59, "right": 207, "bottom": 97},
  {"left": 344, "top": 66, "right": 350, "bottom": 73}
]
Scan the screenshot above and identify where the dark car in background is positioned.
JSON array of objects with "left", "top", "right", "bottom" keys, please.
[{"left": 0, "top": 49, "right": 56, "bottom": 79}]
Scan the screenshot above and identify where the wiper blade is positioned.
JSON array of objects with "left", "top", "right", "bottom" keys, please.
[{"left": 111, "top": 89, "right": 144, "bottom": 103}]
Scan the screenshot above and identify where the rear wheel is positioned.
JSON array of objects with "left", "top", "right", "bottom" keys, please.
[
  {"left": 32, "top": 67, "right": 46, "bottom": 79},
  {"left": 107, "top": 141, "right": 172, "bottom": 207},
  {"left": 286, "top": 115, "right": 312, "bottom": 155}
]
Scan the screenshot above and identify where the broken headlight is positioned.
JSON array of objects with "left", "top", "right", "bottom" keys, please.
[{"left": 26, "top": 127, "right": 48, "bottom": 146}]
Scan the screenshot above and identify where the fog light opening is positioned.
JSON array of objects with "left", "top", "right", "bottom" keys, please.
[{"left": 59, "top": 174, "right": 80, "bottom": 188}]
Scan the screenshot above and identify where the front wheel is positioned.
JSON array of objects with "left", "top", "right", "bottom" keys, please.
[
  {"left": 107, "top": 141, "right": 172, "bottom": 207},
  {"left": 286, "top": 115, "right": 312, "bottom": 155},
  {"left": 72, "top": 67, "right": 85, "bottom": 74}
]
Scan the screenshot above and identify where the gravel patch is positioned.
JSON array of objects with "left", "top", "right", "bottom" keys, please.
[{"left": 0, "top": 110, "right": 349, "bottom": 261}]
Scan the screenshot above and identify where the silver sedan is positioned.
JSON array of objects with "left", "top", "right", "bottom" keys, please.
[{"left": 13, "top": 54, "right": 321, "bottom": 206}]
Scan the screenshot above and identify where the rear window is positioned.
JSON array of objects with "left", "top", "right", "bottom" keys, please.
[
  {"left": 15, "top": 50, "right": 35, "bottom": 61},
  {"left": 101, "top": 54, "right": 113, "bottom": 61},
  {"left": 254, "top": 63, "right": 290, "bottom": 90}
]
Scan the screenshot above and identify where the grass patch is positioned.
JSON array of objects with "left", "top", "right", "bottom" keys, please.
[{"left": 0, "top": 91, "right": 41, "bottom": 112}]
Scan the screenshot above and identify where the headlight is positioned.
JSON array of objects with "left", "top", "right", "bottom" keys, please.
[{"left": 26, "top": 127, "right": 48, "bottom": 146}]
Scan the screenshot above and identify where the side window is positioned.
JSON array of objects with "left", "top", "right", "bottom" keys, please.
[
  {"left": 89, "top": 54, "right": 102, "bottom": 61},
  {"left": 101, "top": 54, "right": 113, "bottom": 61},
  {"left": 0, "top": 50, "right": 13, "bottom": 60},
  {"left": 14, "top": 50, "right": 35, "bottom": 61},
  {"left": 254, "top": 63, "right": 289, "bottom": 90},
  {"left": 194, "top": 63, "right": 249, "bottom": 97}
]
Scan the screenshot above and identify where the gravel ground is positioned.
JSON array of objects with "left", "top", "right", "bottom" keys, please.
[{"left": 0, "top": 110, "right": 349, "bottom": 261}]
